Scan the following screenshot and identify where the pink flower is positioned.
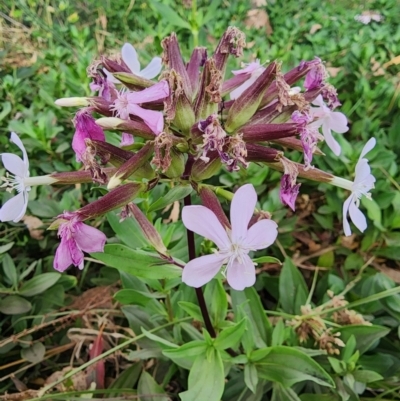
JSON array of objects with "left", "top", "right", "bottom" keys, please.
[
  {"left": 230, "top": 60, "right": 266, "bottom": 100},
  {"left": 279, "top": 157, "right": 301, "bottom": 211},
  {"left": 54, "top": 213, "right": 107, "bottom": 272},
  {"left": 182, "top": 184, "right": 278, "bottom": 290},
  {"left": 110, "top": 80, "right": 169, "bottom": 134},
  {"left": 310, "top": 95, "right": 348, "bottom": 156},
  {"left": 72, "top": 109, "right": 106, "bottom": 161},
  {"left": 120, "top": 133, "right": 134, "bottom": 147}
]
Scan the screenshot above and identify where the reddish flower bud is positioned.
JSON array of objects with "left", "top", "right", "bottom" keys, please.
[
  {"left": 198, "top": 185, "right": 231, "bottom": 229},
  {"left": 241, "top": 123, "right": 298, "bottom": 142},
  {"left": 186, "top": 47, "right": 207, "bottom": 97}
]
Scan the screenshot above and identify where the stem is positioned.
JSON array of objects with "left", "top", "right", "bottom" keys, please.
[{"left": 184, "top": 194, "right": 216, "bottom": 338}]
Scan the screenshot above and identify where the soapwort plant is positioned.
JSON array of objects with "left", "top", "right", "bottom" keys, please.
[{"left": 0, "top": 28, "right": 382, "bottom": 399}]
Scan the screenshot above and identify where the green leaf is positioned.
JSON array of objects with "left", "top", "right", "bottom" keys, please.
[
  {"left": 137, "top": 371, "right": 169, "bottom": 401},
  {"left": 114, "top": 289, "right": 165, "bottom": 306},
  {"left": 19, "top": 273, "right": 61, "bottom": 297},
  {"left": 231, "top": 287, "right": 272, "bottom": 350},
  {"left": 0, "top": 101, "right": 11, "bottom": 121},
  {"left": 271, "top": 319, "right": 285, "bottom": 347},
  {"left": 272, "top": 383, "right": 302, "bottom": 401},
  {"left": 107, "top": 212, "right": 148, "bottom": 249},
  {"left": 150, "top": 1, "right": 192, "bottom": 30},
  {"left": 21, "top": 342, "right": 46, "bottom": 363},
  {"left": 341, "top": 335, "right": 357, "bottom": 362},
  {"left": 279, "top": 257, "right": 308, "bottom": 314},
  {"left": 2, "top": 253, "right": 18, "bottom": 288},
  {"left": 179, "top": 348, "right": 225, "bottom": 401},
  {"left": 0, "top": 242, "right": 14, "bottom": 254},
  {"left": 253, "top": 256, "right": 282, "bottom": 265},
  {"left": 0, "top": 295, "right": 32, "bottom": 315},
  {"left": 92, "top": 244, "right": 181, "bottom": 280},
  {"left": 214, "top": 319, "right": 247, "bottom": 350},
  {"left": 255, "top": 346, "right": 334, "bottom": 388},
  {"left": 106, "top": 364, "right": 141, "bottom": 398},
  {"left": 141, "top": 328, "right": 179, "bottom": 350},
  {"left": 244, "top": 364, "right": 258, "bottom": 394},
  {"left": 352, "top": 370, "right": 383, "bottom": 383},
  {"left": 178, "top": 301, "right": 203, "bottom": 321},
  {"left": 361, "top": 197, "right": 385, "bottom": 231},
  {"left": 204, "top": 279, "right": 228, "bottom": 327},
  {"left": 336, "top": 325, "right": 390, "bottom": 355},
  {"left": 148, "top": 185, "right": 192, "bottom": 212},
  {"left": 163, "top": 340, "right": 207, "bottom": 369}
]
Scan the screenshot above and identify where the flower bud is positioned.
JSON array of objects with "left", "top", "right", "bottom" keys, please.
[
  {"left": 213, "top": 27, "right": 246, "bottom": 78},
  {"left": 198, "top": 185, "right": 230, "bottom": 228},
  {"left": 112, "top": 72, "right": 155, "bottom": 90},
  {"left": 271, "top": 137, "right": 324, "bottom": 156},
  {"left": 225, "top": 62, "right": 277, "bottom": 132},
  {"left": 161, "top": 33, "right": 192, "bottom": 99},
  {"left": 95, "top": 117, "right": 155, "bottom": 140},
  {"left": 77, "top": 182, "right": 144, "bottom": 220},
  {"left": 108, "top": 143, "right": 154, "bottom": 189},
  {"left": 245, "top": 143, "right": 281, "bottom": 163},
  {"left": 50, "top": 168, "right": 116, "bottom": 185},
  {"left": 186, "top": 47, "right": 207, "bottom": 97},
  {"left": 126, "top": 204, "right": 168, "bottom": 255},
  {"left": 194, "top": 58, "right": 222, "bottom": 120},
  {"left": 190, "top": 151, "right": 222, "bottom": 181},
  {"left": 241, "top": 123, "right": 298, "bottom": 142},
  {"left": 55, "top": 97, "right": 112, "bottom": 116},
  {"left": 164, "top": 148, "right": 185, "bottom": 178}
]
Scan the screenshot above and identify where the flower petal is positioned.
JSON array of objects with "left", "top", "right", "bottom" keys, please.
[
  {"left": 10, "top": 132, "right": 29, "bottom": 170},
  {"left": 73, "top": 222, "right": 107, "bottom": 253},
  {"left": 244, "top": 219, "right": 278, "bottom": 250},
  {"left": 68, "top": 238, "right": 85, "bottom": 267},
  {"left": 342, "top": 195, "right": 353, "bottom": 236},
  {"left": 139, "top": 57, "right": 163, "bottom": 79},
  {"left": 230, "top": 74, "right": 258, "bottom": 100},
  {"left": 127, "top": 104, "right": 164, "bottom": 134},
  {"left": 230, "top": 184, "right": 257, "bottom": 242},
  {"left": 329, "top": 112, "right": 348, "bottom": 133},
  {"left": 182, "top": 205, "right": 230, "bottom": 250},
  {"left": 354, "top": 159, "right": 374, "bottom": 185},
  {"left": 232, "top": 61, "right": 261, "bottom": 75},
  {"left": 349, "top": 199, "right": 367, "bottom": 233},
  {"left": 121, "top": 43, "right": 140, "bottom": 73},
  {"left": 227, "top": 253, "right": 256, "bottom": 291},
  {"left": 182, "top": 253, "right": 226, "bottom": 288},
  {"left": 322, "top": 123, "right": 341, "bottom": 156},
  {"left": 54, "top": 237, "right": 74, "bottom": 272},
  {"left": 0, "top": 191, "right": 27, "bottom": 223},
  {"left": 1, "top": 153, "right": 26, "bottom": 177},
  {"left": 104, "top": 69, "right": 120, "bottom": 84},
  {"left": 120, "top": 133, "right": 134, "bottom": 147},
  {"left": 127, "top": 80, "right": 169, "bottom": 104},
  {"left": 359, "top": 137, "right": 376, "bottom": 160}
]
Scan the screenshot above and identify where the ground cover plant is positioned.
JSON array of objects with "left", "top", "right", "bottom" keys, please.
[{"left": 0, "top": 0, "right": 400, "bottom": 400}]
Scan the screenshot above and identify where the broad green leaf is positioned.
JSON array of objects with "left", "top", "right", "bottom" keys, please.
[
  {"left": 114, "top": 289, "right": 165, "bottom": 306},
  {"left": 255, "top": 346, "right": 334, "bottom": 388},
  {"left": 141, "top": 328, "right": 179, "bottom": 350},
  {"left": 2, "top": 253, "right": 18, "bottom": 288},
  {"left": 231, "top": 287, "right": 272, "bottom": 350},
  {"left": 300, "top": 394, "right": 340, "bottom": 401},
  {"left": 352, "top": 370, "right": 383, "bottom": 383},
  {"left": 178, "top": 301, "right": 203, "bottom": 321},
  {"left": 0, "top": 295, "right": 32, "bottom": 315},
  {"left": 244, "top": 363, "right": 258, "bottom": 394},
  {"left": 271, "top": 319, "right": 285, "bottom": 347},
  {"left": 214, "top": 319, "right": 246, "bottom": 350},
  {"left": 150, "top": 1, "right": 192, "bottom": 30},
  {"left": 272, "top": 383, "right": 302, "bottom": 401},
  {"left": 137, "top": 371, "right": 169, "bottom": 401},
  {"left": 19, "top": 273, "right": 61, "bottom": 297},
  {"left": 204, "top": 279, "right": 228, "bottom": 327},
  {"left": 279, "top": 257, "right": 308, "bottom": 314},
  {"left": 92, "top": 244, "right": 181, "bottom": 280},
  {"left": 107, "top": 212, "right": 147, "bottom": 249},
  {"left": 21, "top": 342, "right": 45, "bottom": 363},
  {"left": 148, "top": 185, "right": 192, "bottom": 212},
  {"left": 179, "top": 348, "right": 225, "bottom": 401},
  {"left": 163, "top": 340, "right": 207, "bottom": 369},
  {"left": 0, "top": 242, "right": 14, "bottom": 254},
  {"left": 0, "top": 101, "right": 11, "bottom": 121},
  {"left": 336, "top": 325, "right": 390, "bottom": 355}
]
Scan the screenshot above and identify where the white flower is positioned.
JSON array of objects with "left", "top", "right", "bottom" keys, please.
[
  {"left": 310, "top": 95, "right": 348, "bottom": 156},
  {"left": 181, "top": 184, "right": 278, "bottom": 290},
  {"left": 230, "top": 60, "right": 266, "bottom": 100},
  {"left": 0, "top": 133, "right": 56, "bottom": 222},
  {"left": 105, "top": 43, "right": 162, "bottom": 83},
  {"left": 332, "top": 138, "right": 376, "bottom": 236}
]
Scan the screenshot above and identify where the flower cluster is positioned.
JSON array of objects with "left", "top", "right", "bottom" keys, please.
[{"left": 0, "top": 28, "right": 377, "bottom": 289}]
